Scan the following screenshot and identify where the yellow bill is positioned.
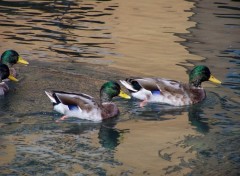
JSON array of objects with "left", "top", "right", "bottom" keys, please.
[
  {"left": 209, "top": 75, "right": 221, "bottom": 84},
  {"left": 8, "top": 75, "right": 18, "bottom": 82},
  {"left": 18, "top": 56, "right": 29, "bottom": 65},
  {"left": 118, "top": 90, "right": 131, "bottom": 99}
]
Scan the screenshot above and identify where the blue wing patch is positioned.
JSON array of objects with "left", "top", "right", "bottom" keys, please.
[
  {"left": 151, "top": 90, "right": 161, "bottom": 95},
  {"left": 68, "top": 104, "right": 78, "bottom": 111}
]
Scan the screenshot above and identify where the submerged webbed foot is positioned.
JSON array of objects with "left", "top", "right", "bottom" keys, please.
[
  {"left": 140, "top": 99, "right": 148, "bottom": 108},
  {"left": 56, "top": 115, "right": 68, "bottom": 122}
]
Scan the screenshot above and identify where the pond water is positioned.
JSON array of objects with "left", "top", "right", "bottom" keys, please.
[{"left": 0, "top": 0, "right": 239, "bottom": 175}]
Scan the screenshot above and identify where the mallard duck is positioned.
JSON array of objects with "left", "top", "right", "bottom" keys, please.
[
  {"left": 1, "top": 50, "right": 29, "bottom": 77},
  {"left": 0, "top": 63, "right": 18, "bottom": 95},
  {"left": 45, "top": 81, "right": 131, "bottom": 122},
  {"left": 120, "top": 65, "right": 221, "bottom": 107}
]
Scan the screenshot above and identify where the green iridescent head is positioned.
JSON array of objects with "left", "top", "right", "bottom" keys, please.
[
  {"left": 189, "top": 65, "right": 221, "bottom": 87},
  {"left": 100, "top": 81, "right": 130, "bottom": 102},
  {"left": 1, "top": 50, "right": 29, "bottom": 66}
]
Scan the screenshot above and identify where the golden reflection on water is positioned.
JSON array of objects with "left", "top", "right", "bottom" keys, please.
[
  {"left": 0, "top": 136, "right": 16, "bottom": 165},
  {"left": 0, "top": 0, "right": 204, "bottom": 175},
  {"left": 0, "top": 0, "right": 203, "bottom": 80},
  {"left": 117, "top": 118, "right": 196, "bottom": 175},
  {"left": 0, "top": 0, "right": 119, "bottom": 63},
  {"left": 88, "top": 113, "right": 201, "bottom": 175},
  {"left": 107, "top": 0, "right": 203, "bottom": 80},
  {"left": 105, "top": 0, "right": 201, "bottom": 174}
]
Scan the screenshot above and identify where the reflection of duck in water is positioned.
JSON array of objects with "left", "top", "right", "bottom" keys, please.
[
  {"left": 0, "top": 64, "right": 18, "bottom": 95},
  {"left": 188, "top": 105, "right": 210, "bottom": 134},
  {"left": 120, "top": 65, "right": 221, "bottom": 107},
  {"left": 45, "top": 81, "right": 130, "bottom": 122},
  {"left": 98, "top": 119, "right": 128, "bottom": 150},
  {"left": 0, "top": 50, "right": 29, "bottom": 77},
  {"left": 63, "top": 119, "right": 127, "bottom": 150}
]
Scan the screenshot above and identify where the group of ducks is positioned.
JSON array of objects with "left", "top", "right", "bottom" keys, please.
[
  {"left": 45, "top": 61, "right": 222, "bottom": 122},
  {"left": 0, "top": 50, "right": 222, "bottom": 122}
]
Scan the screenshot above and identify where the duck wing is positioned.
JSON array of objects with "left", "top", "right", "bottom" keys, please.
[
  {"left": 155, "top": 78, "right": 206, "bottom": 105},
  {"left": 154, "top": 78, "right": 187, "bottom": 95},
  {"left": 45, "top": 91, "right": 98, "bottom": 111},
  {"left": 120, "top": 78, "right": 160, "bottom": 92},
  {"left": 121, "top": 77, "right": 187, "bottom": 95}
]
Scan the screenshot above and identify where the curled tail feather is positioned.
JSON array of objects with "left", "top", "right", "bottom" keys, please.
[
  {"left": 45, "top": 91, "right": 57, "bottom": 103},
  {"left": 119, "top": 80, "right": 138, "bottom": 92}
]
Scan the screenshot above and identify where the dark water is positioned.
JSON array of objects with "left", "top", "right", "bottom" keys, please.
[
  {"left": 184, "top": 0, "right": 240, "bottom": 175},
  {"left": 0, "top": 0, "right": 240, "bottom": 175},
  {"left": 179, "top": 0, "right": 240, "bottom": 175}
]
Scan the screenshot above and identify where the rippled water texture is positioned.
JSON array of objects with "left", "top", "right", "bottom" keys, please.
[{"left": 0, "top": 0, "right": 240, "bottom": 175}]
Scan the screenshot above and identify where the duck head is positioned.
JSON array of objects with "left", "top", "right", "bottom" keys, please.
[
  {"left": 100, "top": 81, "right": 131, "bottom": 102},
  {"left": 1, "top": 50, "right": 29, "bottom": 66},
  {"left": 189, "top": 65, "right": 221, "bottom": 87}
]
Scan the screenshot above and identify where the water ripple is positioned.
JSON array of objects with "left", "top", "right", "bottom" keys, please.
[{"left": 0, "top": 0, "right": 119, "bottom": 62}]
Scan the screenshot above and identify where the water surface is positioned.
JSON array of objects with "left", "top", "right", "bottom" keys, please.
[{"left": 0, "top": 0, "right": 239, "bottom": 175}]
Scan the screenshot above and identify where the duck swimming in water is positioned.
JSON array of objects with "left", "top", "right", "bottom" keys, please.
[
  {"left": 0, "top": 63, "right": 18, "bottom": 95},
  {"left": 45, "top": 81, "right": 131, "bottom": 122},
  {"left": 0, "top": 50, "right": 29, "bottom": 77},
  {"left": 120, "top": 65, "right": 221, "bottom": 107}
]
